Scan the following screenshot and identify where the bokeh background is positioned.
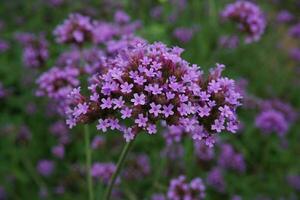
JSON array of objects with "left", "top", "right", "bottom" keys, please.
[{"left": 0, "top": 0, "right": 300, "bottom": 199}]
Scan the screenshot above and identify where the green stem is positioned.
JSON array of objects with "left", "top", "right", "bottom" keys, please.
[
  {"left": 208, "top": 0, "right": 217, "bottom": 26},
  {"left": 84, "top": 125, "right": 94, "bottom": 200},
  {"left": 104, "top": 140, "right": 135, "bottom": 200}
]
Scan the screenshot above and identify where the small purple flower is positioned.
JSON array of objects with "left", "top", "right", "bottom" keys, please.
[
  {"left": 91, "top": 135, "right": 105, "bottom": 150},
  {"left": 162, "top": 104, "right": 174, "bottom": 118},
  {"left": 207, "top": 167, "right": 226, "bottom": 193},
  {"left": 51, "top": 145, "right": 65, "bottom": 159},
  {"left": 91, "top": 162, "right": 117, "bottom": 184},
  {"left": 131, "top": 93, "right": 146, "bottom": 106},
  {"left": 149, "top": 103, "right": 162, "bottom": 117},
  {"left": 37, "top": 160, "right": 55, "bottom": 177},
  {"left": 135, "top": 114, "right": 148, "bottom": 128}
]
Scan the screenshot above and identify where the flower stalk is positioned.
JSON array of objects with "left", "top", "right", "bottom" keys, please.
[
  {"left": 104, "top": 139, "right": 135, "bottom": 200},
  {"left": 84, "top": 125, "right": 94, "bottom": 200}
]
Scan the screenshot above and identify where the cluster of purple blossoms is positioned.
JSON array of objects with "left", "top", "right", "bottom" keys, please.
[
  {"left": 51, "top": 145, "right": 65, "bottom": 159},
  {"left": 255, "top": 110, "right": 289, "bottom": 136},
  {"left": 221, "top": 1, "right": 266, "bottom": 43},
  {"left": 206, "top": 167, "right": 226, "bottom": 193},
  {"left": 194, "top": 141, "right": 215, "bottom": 161},
  {"left": 0, "top": 186, "right": 6, "bottom": 200},
  {"left": 276, "top": 10, "right": 294, "bottom": 24},
  {"left": 288, "top": 23, "right": 300, "bottom": 39},
  {"left": 0, "top": 39, "right": 9, "bottom": 53},
  {"left": 218, "top": 35, "right": 239, "bottom": 49},
  {"left": 123, "top": 154, "right": 151, "bottom": 180},
  {"left": 255, "top": 99, "right": 297, "bottom": 137},
  {"left": 53, "top": 13, "right": 94, "bottom": 44},
  {"left": 36, "top": 160, "right": 55, "bottom": 177},
  {"left": 91, "top": 162, "right": 116, "bottom": 184},
  {"left": 167, "top": 175, "right": 206, "bottom": 200},
  {"left": 91, "top": 135, "right": 105, "bottom": 150},
  {"left": 49, "top": 120, "right": 70, "bottom": 145},
  {"left": 15, "top": 32, "right": 49, "bottom": 68},
  {"left": 0, "top": 82, "right": 7, "bottom": 99},
  {"left": 218, "top": 143, "right": 246, "bottom": 173},
  {"left": 289, "top": 47, "right": 300, "bottom": 62},
  {"left": 286, "top": 175, "right": 300, "bottom": 191},
  {"left": 65, "top": 42, "right": 242, "bottom": 144},
  {"left": 54, "top": 11, "right": 141, "bottom": 45},
  {"left": 36, "top": 66, "right": 80, "bottom": 102},
  {"left": 172, "top": 27, "right": 196, "bottom": 43}
]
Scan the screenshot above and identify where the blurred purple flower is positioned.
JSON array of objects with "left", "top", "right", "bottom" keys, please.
[
  {"left": 289, "top": 23, "right": 300, "bottom": 38},
  {"left": 173, "top": 27, "right": 196, "bottom": 43},
  {"left": 219, "top": 35, "right": 239, "bottom": 49},
  {"left": 37, "top": 160, "right": 55, "bottom": 177},
  {"left": 167, "top": 175, "right": 206, "bottom": 200},
  {"left": 207, "top": 167, "right": 226, "bottom": 193},
  {"left": 194, "top": 141, "right": 215, "bottom": 161},
  {"left": 51, "top": 145, "right": 65, "bottom": 159},
  {"left": 0, "top": 39, "right": 9, "bottom": 53},
  {"left": 287, "top": 175, "right": 300, "bottom": 191},
  {"left": 91, "top": 162, "right": 117, "bottom": 184},
  {"left": 218, "top": 143, "right": 246, "bottom": 173},
  {"left": 221, "top": 1, "right": 266, "bottom": 43},
  {"left": 276, "top": 10, "right": 294, "bottom": 23}
]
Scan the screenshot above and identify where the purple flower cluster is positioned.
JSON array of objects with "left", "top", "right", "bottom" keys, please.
[
  {"left": 65, "top": 42, "right": 242, "bottom": 144},
  {"left": 37, "top": 160, "right": 55, "bottom": 177},
  {"left": 0, "top": 82, "right": 7, "bottom": 99},
  {"left": 173, "top": 27, "right": 196, "bottom": 43},
  {"left": 194, "top": 141, "right": 215, "bottom": 161},
  {"left": 289, "top": 23, "right": 300, "bottom": 39},
  {"left": 54, "top": 13, "right": 94, "bottom": 44},
  {"left": 221, "top": 1, "right": 266, "bottom": 43},
  {"left": 255, "top": 110, "right": 288, "bottom": 136},
  {"left": 49, "top": 120, "right": 70, "bottom": 145},
  {"left": 276, "top": 10, "right": 294, "bottom": 23},
  {"left": 255, "top": 99, "right": 297, "bottom": 136},
  {"left": 218, "top": 143, "right": 246, "bottom": 173},
  {"left": 15, "top": 32, "right": 49, "bottom": 68},
  {"left": 91, "top": 135, "right": 105, "bottom": 150},
  {"left": 91, "top": 162, "right": 116, "bottom": 184},
  {"left": 0, "top": 39, "right": 9, "bottom": 53},
  {"left": 289, "top": 47, "right": 300, "bottom": 62},
  {"left": 36, "top": 66, "right": 80, "bottom": 100},
  {"left": 54, "top": 11, "right": 141, "bottom": 45},
  {"left": 206, "top": 167, "right": 226, "bottom": 193},
  {"left": 218, "top": 35, "right": 239, "bottom": 49},
  {"left": 286, "top": 175, "right": 300, "bottom": 191},
  {"left": 167, "top": 175, "right": 206, "bottom": 200},
  {"left": 123, "top": 154, "right": 151, "bottom": 180}
]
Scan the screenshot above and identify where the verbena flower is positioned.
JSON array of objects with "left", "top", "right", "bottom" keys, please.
[
  {"left": 218, "top": 143, "right": 246, "bottom": 173},
  {"left": 173, "top": 27, "right": 196, "bottom": 43},
  {"left": 51, "top": 145, "right": 65, "bottom": 159},
  {"left": 0, "top": 39, "right": 9, "bottom": 53},
  {"left": 15, "top": 32, "right": 49, "bottom": 68},
  {"left": 91, "top": 135, "right": 105, "bottom": 150},
  {"left": 206, "top": 167, "right": 226, "bottom": 193},
  {"left": 218, "top": 35, "right": 239, "bottom": 49},
  {"left": 53, "top": 13, "right": 94, "bottom": 44},
  {"left": 194, "top": 141, "right": 215, "bottom": 161},
  {"left": 123, "top": 154, "right": 151, "bottom": 180},
  {"left": 36, "top": 66, "right": 80, "bottom": 101},
  {"left": 91, "top": 162, "right": 117, "bottom": 184},
  {"left": 167, "top": 175, "right": 206, "bottom": 200},
  {"left": 221, "top": 1, "right": 266, "bottom": 43},
  {"left": 65, "top": 42, "right": 242, "bottom": 144},
  {"left": 276, "top": 10, "right": 294, "bottom": 23},
  {"left": 255, "top": 99, "right": 297, "bottom": 136},
  {"left": 286, "top": 175, "right": 300, "bottom": 191},
  {"left": 289, "top": 23, "right": 300, "bottom": 39},
  {"left": 37, "top": 160, "right": 55, "bottom": 177}
]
